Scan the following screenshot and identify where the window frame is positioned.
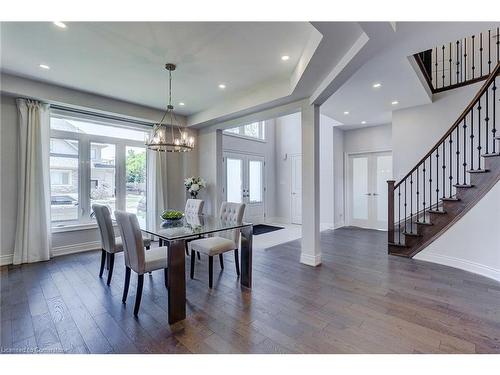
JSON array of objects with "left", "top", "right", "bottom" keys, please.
[
  {"left": 50, "top": 112, "right": 150, "bottom": 230},
  {"left": 223, "top": 121, "right": 266, "bottom": 142}
]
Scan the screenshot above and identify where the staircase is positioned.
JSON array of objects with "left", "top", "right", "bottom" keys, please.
[{"left": 388, "top": 55, "right": 500, "bottom": 258}]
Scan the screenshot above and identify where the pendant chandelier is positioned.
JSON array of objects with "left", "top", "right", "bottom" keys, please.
[{"left": 145, "top": 63, "right": 194, "bottom": 152}]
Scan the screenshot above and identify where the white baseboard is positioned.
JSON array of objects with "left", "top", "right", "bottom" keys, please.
[
  {"left": 0, "top": 253, "right": 13, "bottom": 266},
  {"left": 415, "top": 252, "right": 500, "bottom": 282},
  {"left": 51, "top": 241, "right": 102, "bottom": 257},
  {"left": 300, "top": 253, "right": 322, "bottom": 267}
]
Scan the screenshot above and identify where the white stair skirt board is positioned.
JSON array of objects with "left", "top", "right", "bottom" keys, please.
[
  {"left": 300, "top": 253, "right": 322, "bottom": 267},
  {"left": 415, "top": 253, "right": 500, "bottom": 282}
]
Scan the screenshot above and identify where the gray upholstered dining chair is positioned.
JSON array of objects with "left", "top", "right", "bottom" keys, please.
[
  {"left": 114, "top": 210, "right": 169, "bottom": 316},
  {"left": 183, "top": 199, "right": 204, "bottom": 257},
  {"left": 92, "top": 203, "right": 151, "bottom": 285},
  {"left": 188, "top": 202, "right": 245, "bottom": 288}
]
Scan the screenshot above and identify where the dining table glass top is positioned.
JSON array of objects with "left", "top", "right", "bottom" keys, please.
[{"left": 140, "top": 214, "right": 252, "bottom": 241}]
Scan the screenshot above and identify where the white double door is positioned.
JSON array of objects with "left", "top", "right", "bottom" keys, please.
[
  {"left": 223, "top": 152, "right": 265, "bottom": 224},
  {"left": 348, "top": 151, "right": 392, "bottom": 230}
]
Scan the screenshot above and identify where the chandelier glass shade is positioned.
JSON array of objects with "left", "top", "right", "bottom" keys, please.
[{"left": 145, "top": 63, "right": 194, "bottom": 152}]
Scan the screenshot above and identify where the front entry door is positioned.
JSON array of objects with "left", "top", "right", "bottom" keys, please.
[
  {"left": 224, "top": 152, "right": 265, "bottom": 224},
  {"left": 348, "top": 151, "right": 392, "bottom": 230}
]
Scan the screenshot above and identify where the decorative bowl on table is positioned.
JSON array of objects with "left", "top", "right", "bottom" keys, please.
[{"left": 161, "top": 210, "right": 184, "bottom": 224}]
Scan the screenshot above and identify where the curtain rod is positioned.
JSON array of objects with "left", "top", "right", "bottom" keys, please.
[{"left": 50, "top": 104, "right": 154, "bottom": 127}]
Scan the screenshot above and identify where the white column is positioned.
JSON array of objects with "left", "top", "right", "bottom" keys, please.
[
  {"left": 197, "top": 128, "right": 222, "bottom": 215},
  {"left": 300, "top": 103, "right": 321, "bottom": 266}
]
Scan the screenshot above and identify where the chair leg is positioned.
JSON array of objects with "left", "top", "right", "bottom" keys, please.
[
  {"left": 208, "top": 256, "right": 213, "bottom": 288},
  {"left": 134, "top": 274, "right": 144, "bottom": 316},
  {"left": 185, "top": 241, "right": 189, "bottom": 256},
  {"left": 219, "top": 253, "right": 224, "bottom": 269},
  {"left": 234, "top": 249, "right": 240, "bottom": 276},
  {"left": 159, "top": 238, "right": 163, "bottom": 247},
  {"left": 106, "top": 253, "right": 115, "bottom": 285},
  {"left": 106, "top": 252, "right": 111, "bottom": 270},
  {"left": 122, "top": 267, "right": 131, "bottom": 303},
  {"left": 146, "top": 245, "right": 150, "bottom": 250},
  {"left": 99, "top": 250, "right": 106, "bottom": 278},
  {"left": 190, "top": 250, "right": 196, "bottom": 279},
  {"left": 164, "top": 268, "right": 168, "bottom": 289},
  {"left": 197, "top": 251, "right": 201, "bottom": 260}
]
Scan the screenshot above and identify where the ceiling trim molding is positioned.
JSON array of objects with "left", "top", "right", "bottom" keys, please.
[{"left": 0, "top": 73, "right": 187, "bottom": 126}]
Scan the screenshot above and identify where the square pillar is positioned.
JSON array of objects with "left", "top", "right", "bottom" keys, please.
[{"left": 300, "top": 103, "right": 321, "bottom": 266}]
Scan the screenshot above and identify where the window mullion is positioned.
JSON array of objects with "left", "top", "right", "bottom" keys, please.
[
  {"left": 80, "top": 135, "right": 91, "bottom": 223},
  {"left": 116, "top": 142, "right": 126, "bottom": 212}
]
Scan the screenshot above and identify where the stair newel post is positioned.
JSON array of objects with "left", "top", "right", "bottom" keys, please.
[{"left": 387, "top": 180, "right": 396, "bottom": 244}]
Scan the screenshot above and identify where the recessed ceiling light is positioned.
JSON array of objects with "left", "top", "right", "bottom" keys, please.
[
  {"left": 179, "top": 102, "right": 185, "bottom": 106},
  {"left": 391, "top": 100, "right": 399, "bottom": 105},
  {"left": 343, "top": 111, "right": 349, "bottom": 115},
  {"left": 361, "top": 121, "right": 367, "bottom": 124},
  {"left": 281, "top": 55, "right": 290, "bottom": 61},
  {"left": 218, "top": 84, "right": 226, "bottom": 89},
  {"left": 53, "top": 21, "right": 67, "bottom": 29},
  {"left": 372, "top": 83, "right": 382, "bottom": 88},
  {"left": 39, "top": 64, "right": 50, "bottom": 70}
]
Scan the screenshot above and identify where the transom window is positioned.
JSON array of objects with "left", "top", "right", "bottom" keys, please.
[
  {"left": 224, "top": 121, "right": 265, "bottom": 141},
  {"left": 49, "top": 111, "right": 149, "bottom": 228}
]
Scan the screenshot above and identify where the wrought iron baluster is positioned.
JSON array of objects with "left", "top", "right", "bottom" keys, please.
[
  {"left": 398, "top": 186, "right": 401, "bottom": 244},
  {"left": 464, "top": 38, "right": 467, "bottom": 82},
  {"left": 435, "top": 47, "right": 439, "bottom": 89},
  {"left": 477, "top": 98, "right": 482, "bottom": 170},
  {"left": 493, "top": 76, "right": 497, "bottom": 153},
  {"left": 449, "top": 42, "right": 452, "bottom": 86},
  {"left": 456, "top": 127, "right": 460, "bottom": 186},
  {"left": 416, "top": 166, "right": 420, "bottom": 223},
  {"left": 470, "top": 110, "right": 475, "bottom": 171},
  {"left": 486, "top": 82, "right": 489, "bottom": 154},
  {"left": 422, "top": 161, "right": 426, "bottom": 223},
  {"left": 410, "top": 173, "right": 413, "bottom": 232},
  {"left": 429, "top": 153, "right": 433, "bottom": 210},
  {"left": 449, "top": 134, "right": 453, "bottom": 198},
  {"left": 442, "top": 45, "right": 445, "bottom": 88},
  {"left": 436, "top": 148, "right": 440, "bottom": 206},
  {"left": 456, "top": 40, "right": 460, "bottom": 85},
  {"left": 480, "top": 33, "right": 483, "bottom": 78},
  {"left": 463, "top": 118, "right": 467, "bottom": 184},
  {"left": 488, "top": 30, "right": 492, "bottom": 74},
  {"left": 404, "top": 179, "right": 407, "bottom": 234},
  {"left": 442, "top": 141, "right": 446, "bottom": 199},
  {"left": 472, "top": 35, "right": 475, "bottom": 79}
]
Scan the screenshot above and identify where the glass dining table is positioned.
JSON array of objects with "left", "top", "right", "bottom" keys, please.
[{"left": 140, "top": 214, "right": 253, "bottom": 324}]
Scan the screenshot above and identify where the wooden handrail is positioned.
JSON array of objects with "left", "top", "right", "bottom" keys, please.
[{"left": 394, "top": 61, "right": 500, "bottom": 189}]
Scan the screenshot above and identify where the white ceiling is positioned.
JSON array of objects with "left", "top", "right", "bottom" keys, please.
[
  {"left": 0, "top": 22, "right": 315, "bottom": 116},
  {"left": 321, "top": 22, "right": 499, "bottom": 129}
]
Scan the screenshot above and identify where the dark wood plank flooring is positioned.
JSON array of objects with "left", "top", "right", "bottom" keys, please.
[{"left": 1, "top": 227, "right": 499, "bottom": 354}]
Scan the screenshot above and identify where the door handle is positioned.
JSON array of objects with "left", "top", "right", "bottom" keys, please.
[
  {"left": 373, "top": 193, "right": 379, "bottom": 196},
  {"left": 365, "top": 193, "right": 372, "bottom": 196}
]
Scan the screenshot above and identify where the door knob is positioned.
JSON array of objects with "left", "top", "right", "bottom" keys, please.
[{"left": 365, "top": 193, "right": 372, "bottom": 196}]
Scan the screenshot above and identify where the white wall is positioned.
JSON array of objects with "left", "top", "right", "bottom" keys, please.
[
  {"left": 343, "top": 123, "right": 392, "bottom": 154},
  {"left": 392, "top": 81, "right": 482, "bottom": 180},
  {"left": 274, "top": 112, "right": 301, "bottom": 223},
  {"left": 0, "top": 93, "right": 198, "bottom": 265},
  {"left": 414, "top": 180, "right": 500, "bottom": 282},
  {"left": 332, "top": 127, "right": 345, "bottom": 228},
  {"left": 222, "top": 120, "right": 276, "bottom": 220}
]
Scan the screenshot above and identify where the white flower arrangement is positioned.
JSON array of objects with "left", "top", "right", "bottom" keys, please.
[{"left": 184, "top": 176, "right": 206, "bottom": 198}]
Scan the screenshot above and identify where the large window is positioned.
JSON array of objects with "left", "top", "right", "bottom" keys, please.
[
  {"left": 50, "top": 113, "right": 149, "bottom": 227},
  {"left": 223, "top": 121, "right": 265, "bottom": 141}
]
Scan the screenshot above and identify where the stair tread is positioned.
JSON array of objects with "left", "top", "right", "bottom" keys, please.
[
  {"left": 481, "top": 152, "right": 500, "bottom": 157},
  {"left": 428, "top": 209, "right": 447, "bottom": 214},
  {"left": 415, "top": 221, "right": 433, "bottom": 226},
  {"left": 467, "top": 169, "right": 490, "bottom": 173},
  {"left": 388, "top": 242, "right": 407, "bottom": 248},
  {"left": 403, "top": 232, "right": 422, "bottom": 237},
  {"left": 453, "top": 184, "right": 474, "bottom": 188},
  {"left": 441, "top": 197, "right": 460, "bottom": 201}
]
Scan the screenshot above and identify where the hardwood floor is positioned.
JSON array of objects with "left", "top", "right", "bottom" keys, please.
[{"left": 1, "top": 227, "right": 499, "bottom": 354}]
